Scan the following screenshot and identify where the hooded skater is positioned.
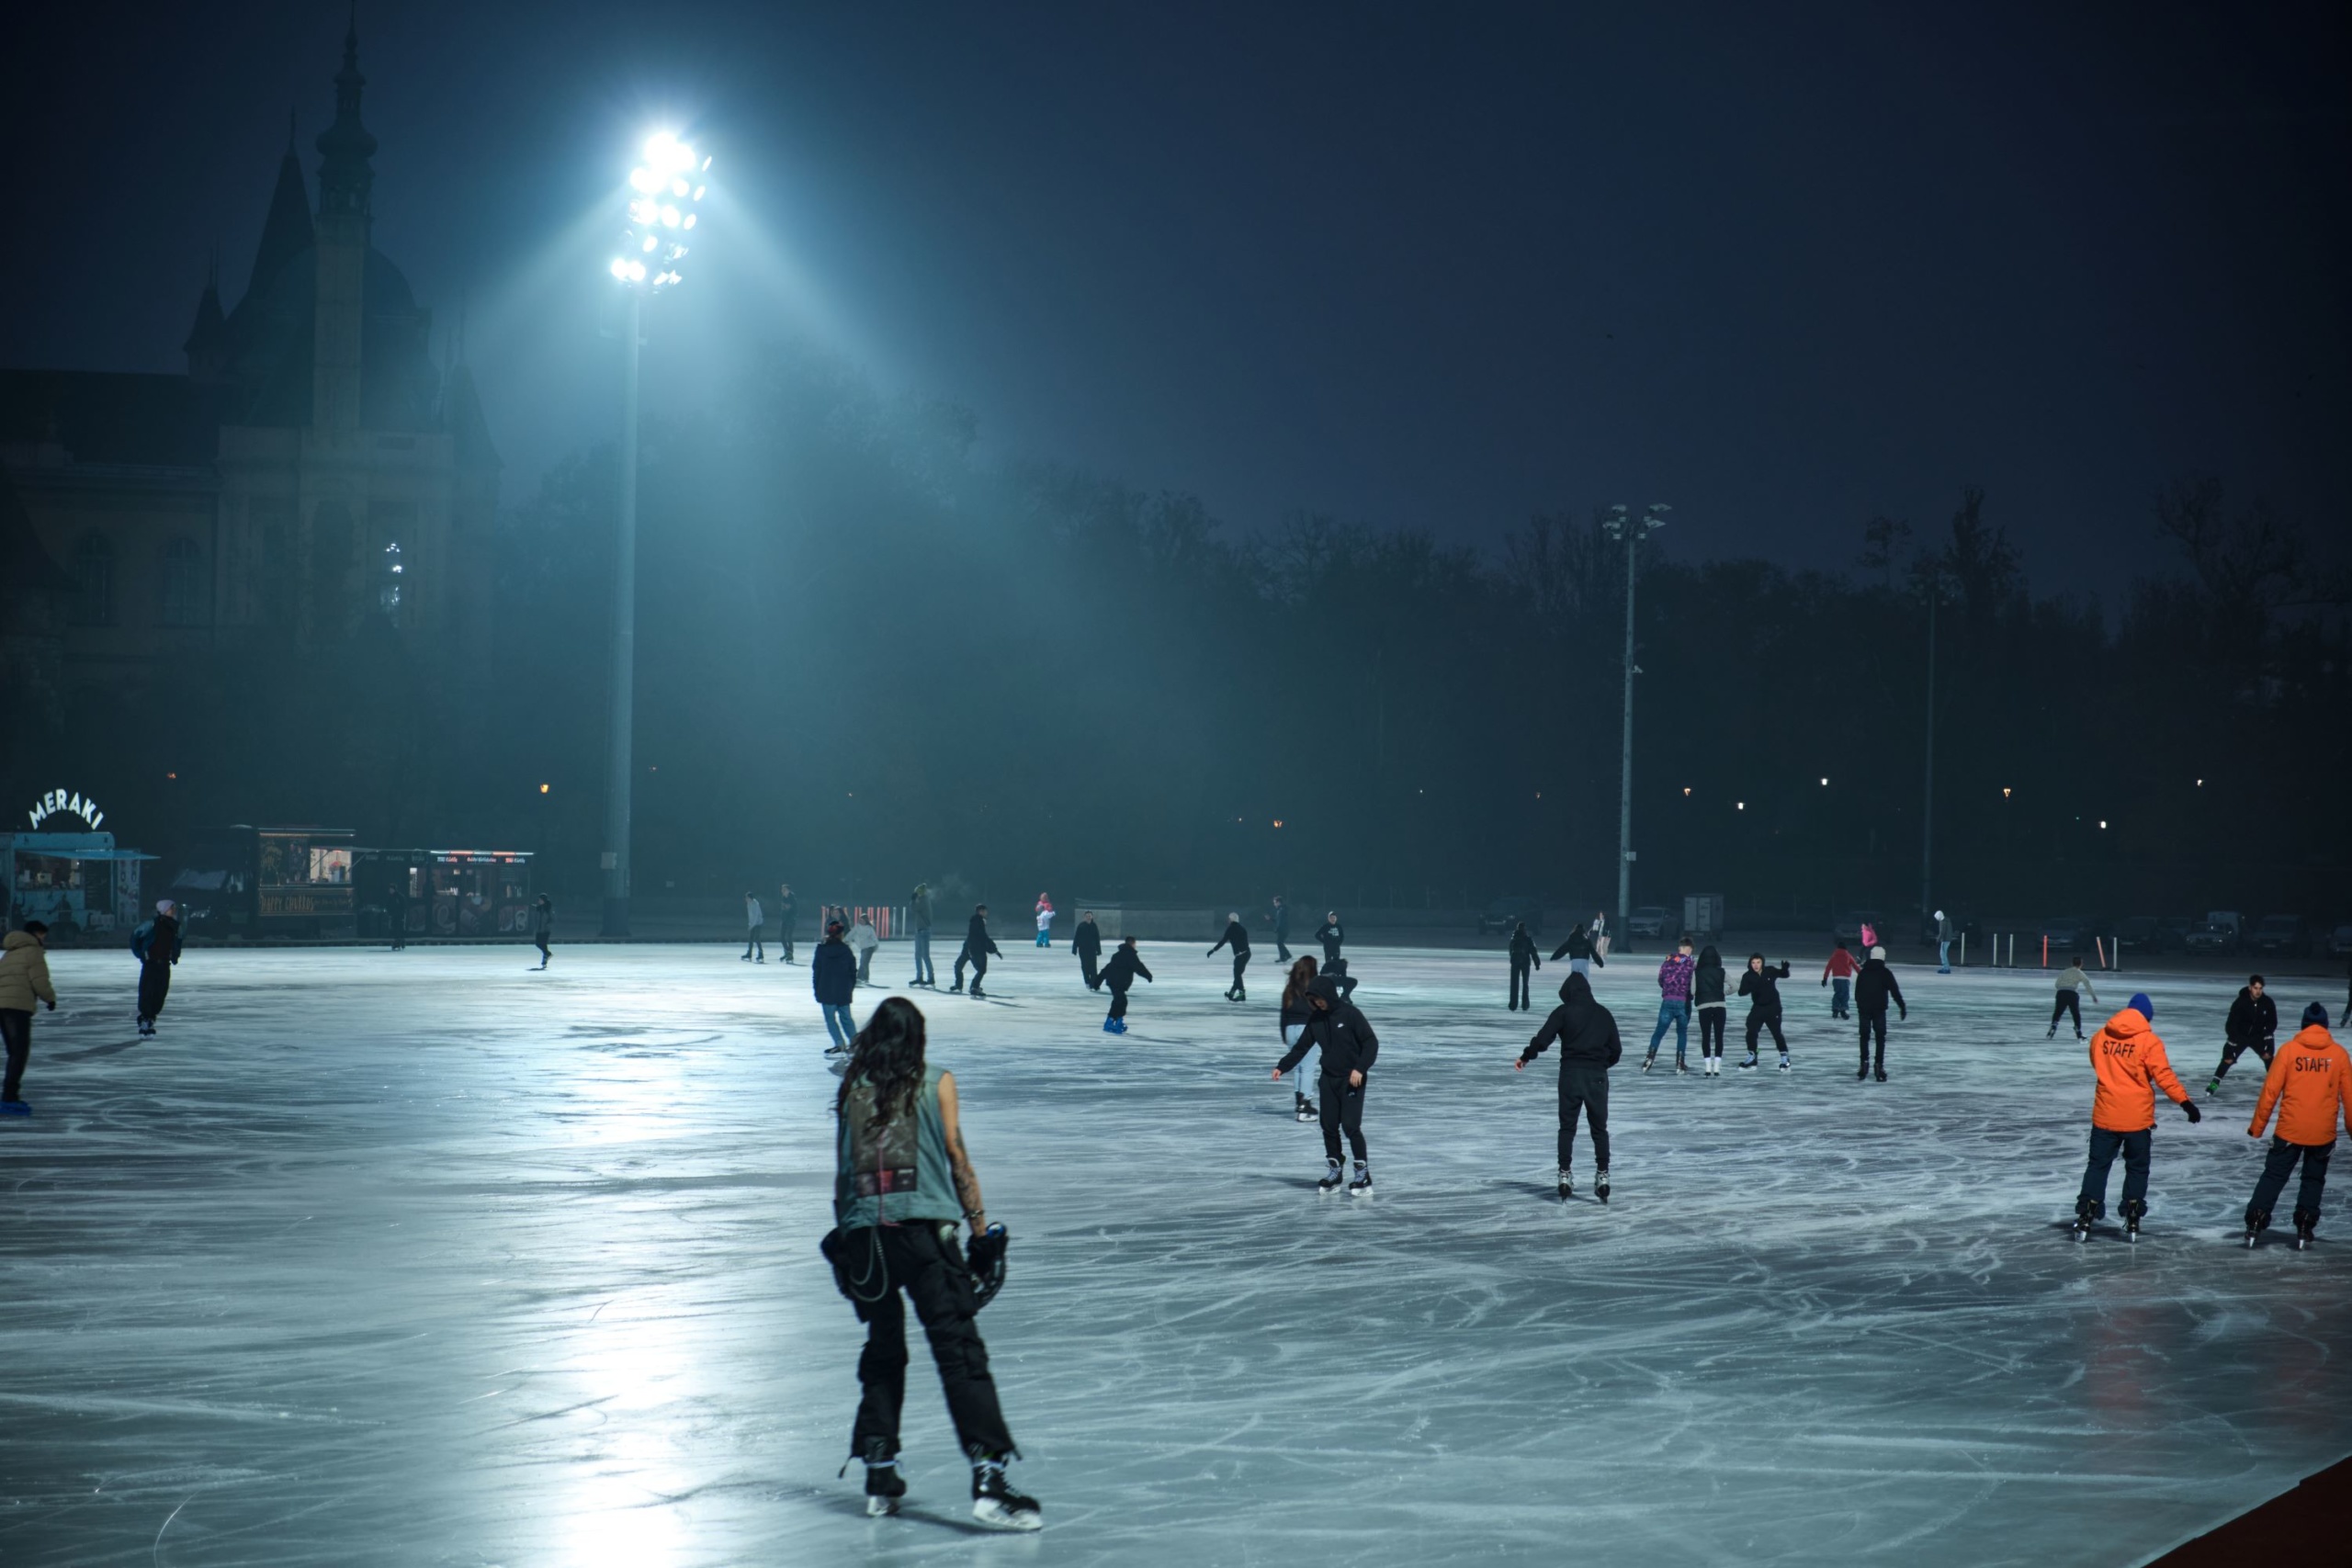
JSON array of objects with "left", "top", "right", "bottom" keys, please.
[
  {"left": 826, "top": 997, "right": 1040, "bottom": 1529},
  {"left": 2071, "top": 993, "right": 2200, "bottom": 1242},
  {"left": 1934, "top": 909, "right": 1953, "bottom": 973},
  {"left": 1736, "top": 953, "right": 1792, "bottom": 1070},
  {"left": 2048, "top": 956, "right": 2100, "bottom": 1041},
  {"left": 778, "top": 883, "right": 798, "bottom": 964},
  {"left": 2206, "top": 976, "right": 2278, "bottom": 1095},
  {"left": 1033, "top": 894, "right": 1055, "bottom": 948},
  {"left": 1271, "top": 896, "right": 1293, "bottom": 963},
  {"left": 1100, "top": 936, "right": 1152, "bottom": 1033},
  {"left": 1517, "top": 971, "right": 1623, "bottom": 1201},
  {"left": 743, "top": 891, "right": 767, "bottom": 962},
  {"left": 2242, "top": 1003, "right": 2352, "bottom": 1248},
  {"left": 1821, "top": 939, "right": 1858, "bottom": 1019},
  {"left": 130, "top": 899, "right": 182, "bottom": 1037},
  {"left": 1278, "top": 956, "right": 1321, "bottom": 1122},
  {"left": 1209, "top": 913, "right": 1252, "bottom": 1001},
  {"left": 1073, "top": 911, "right": 1102, "bottom": 991},
  {"left": 1507, "top": 921, "right": 1542, "bottom": 1011},
  {"left": 1549, "top": 923, "right": 1605, "bottom": 976},
  {"left": 910, "top": 884, "right": 935, "bottom": 987},
  {"left": 1316, "top": 911, "right": 1344, "bottom": 966},
  {"left": 1854, "top": 945, "right": 1907, "bottom": 1081},
  {"left": 1273, "top": 975, "right": 1379, "bottom": 1193},
  {"left": 816, "top": 919, "right": 860, "bottom": 1055},
  {"left": 1645, "top": 937, "right": 1697, "bottom": 1073},
  {"left": 1693, "top": 944, "right": 1730, "bottom": 1073},
  {"left": 531, "top": 894, "right": 553, "bottom": 968},
  {"left": 0, "top": 920, "right": 57, "bottom": 1114},
  {"left": 1326, "top": 956, "right": 1359, "bottom": 1004},
  {"left": 951, "top": 906, "right": 1001, "bottom": 998}
]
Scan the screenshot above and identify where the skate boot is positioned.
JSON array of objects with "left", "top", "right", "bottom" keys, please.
[
  {"left": 2293, "top": 1209, "right": 2318, "bottom": 1251},
  {"left": 968, "top": 986, "right": 987, "bottom": 999},
  {"left": 1595, "top": 1168, "right": 1611, "bottom": 1203},
  {"left": 1777, "top": 1055, "right": 1792, "bottom": 1073},
  {"left": 2072, "top": 1199, "right": 2100, "bottom": 1243},
  {"left": 970, "top": 1458, "right": 1042, "bottom": 1531},
  {"left": 948, "top": 982, "right": 964, "bottom": 994},
  {"left": 2205, "top": 1077, "right": 2222, "bottom": 1097},
  {"left": 1348, "top": 1161, "right": 1373, "bottom": 1196},
  {"left": 1317, "top": 1158, "right": 1344, "bottom": 1194},
  {"left": 1102, "top": 1017, "right": 1119, "bottom": 1033},
  {"left": 0, "top": 1100, "right": 28, "bottom": 1116},
  {"left": 1235, "top": 987, "right": 1246, "bottom": 1003},
  {"left": 1738, "top": 1055, "right": 1758, "bottom": 1072},
  {"left": 1109, "top": 1018, "right": 1127, "bottom": 1034},
  {"left": 860, "top": 1439, "right": 905, "bottom": 1517},
  {"left": 1857, "top": 1058, "right": 1870, "bottom": 1081},
  {"left": 1676, "top": 1057, "right": 1690, "bottom": 1076},
  {"left": 1873, "top": 1065, "right": 1887, "bottom": 1083},
  {"left": 1642, "top": 1054, "right": 1656, "bottom": 1074},
  {"left": 1295, "top": 1095, "right": 1317, "bottom": 1122},
  {"left": 2121, "top": 1198, "right": 2146, "bottom": 1243},
  {"left": 1557, "top": 1167, "right": 1574, "bottom": 1200},
  {"left": 2244, "top": 1208, "right": 2269, "bottom": 1248}
]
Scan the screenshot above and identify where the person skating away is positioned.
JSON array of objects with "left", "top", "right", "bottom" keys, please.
[
  {"left": 1271, "top": 896, "right": 1293, "bottom": 964},
  {"left": 531, "top": 895, "right": 553, "bottom": 969},
  {"left": 1326, "top": 957, "right": 1359, "bottom": 1005},
  {"left": 2070, "top": 992, "right": 2200, "bottom": 1242},
  {"left": 1550, "top": 922, "right": 1606, "bottom": 978},
  {"left": 910, "top": 884, "right": 935, "bottom": 987},
  {"left": 1507, "top": 921, "right": 1541, "bottom": 1012},
  {"left": 1278, "top": 956, "right": 1321, "bottom": 1122},
  {"left": 1100, "top": 936, "right": 1151, "bottom": 1033},
  {"left": 2205, "top": 975, "right": 2278, "bottom": 1096},
  {"left": 2240, "top": 1003, "right": 2352, "bottom": 1248},
  {"left": 851, "top": 915, "right": 880, "bottom": 986},
  {"left": 1209, "top": 913, "right": 1252, "bottom": 1002},
  {"left": 1316, "top": 912, "right": 1344, "bottom": 966},
  {"left": 826, "top": 998, "right": 1040, "bottom": 1529},
  {"left": 1033, "top": 894, "right": 1054, "bottom": 949},
  {"left": 951, "top": 905, "right": 1001, "bottom": 998},
  {"left": 1736, "top": 953, "right": 1792, "bottom": 1071},
  {"left": 130, "top": 899, "right": 182, "bottom": 1037},
  {"left": 1821, "top": 939, "right": 1859, "bottom": 1020},
  {"left": 1272, "top": 975, "right": 1379, "bottom": 1194},
  {"left": 2047, "top": 956, "right": 2100, "bottom": 1041},
  {"left": 1073, "top": 911, "right": 1102, "bottom": 991},
  {"left": 1516, "top": 970, "right": 1623, "bottom": 1201},
  {"left": 1854, "top": 945, "right": 1906, "bottom": 1081},
  {"left": 778, "top": 883, "right": 798, "bottom": 964},
  {"left": 815, "top": 920, "right": 861, "bottom": 1055},
  {"left": 0, "top": 920, "right": 58, "bottom": 1115},
  {"left": 1645, "top": 937, "right": 1697, "bottom": 1074},
  {"left": 743, "top": 891, "right": 767, "bottom": 963},
  {"left": 1693, "top": 945, "right": 1730, "bottom": 1075},
  {"left": 1933, "top": 909, "right": 1954, "bottom": 974}
]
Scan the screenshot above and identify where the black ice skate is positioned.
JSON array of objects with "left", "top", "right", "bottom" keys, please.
[
  {"left": 1738, "top": 1055, "right": 1758, "bottom": 1071},
  {"left": 1595, "top": 1168, "right": 1611, "bottom": 1203},
  {"left": 1557, "top": 1168, "right": 1573, "bottom": 1201},
  {"left": 1317, "top": 1159, "right": 1344, "bottom": 1194},
  {"left": 2293, "top": 1210, "right": 2318, "bottom": 1251},
  {"left": 1857, "top": 1061, "right": 1869, "bottom": 1081},
  {"left": 1295, "top": 1095, "right": 1317, "bottom": 1122},
  {"left": 2122, "top": 1199, "right": 2145, "bottom": 1243},
  {"left": 2244, "top": 1209, "right": 2268, "bottom": 1248},
  {"left": 1777, "top": 1055, "right": 1792, "bottom": 1073},
  {"left": 1642, "top": 1055, "right": 1656, "bottom": 1073},
  {"left": 1348, "top": 1162, "right": 1373, "bottom": 1196},
  {"left": 1873, "top": 1066, "right": 1887, "bottom": 1082},
  {"left": 2071, "top": 1200, "right": 2099, "bottom": 1243},
  {"left": 971, "top": 1460, "right": 1042, "bottom": 1531},
  {"left": 968, "top": 987, "right": 987, "bottom": 999},
  {"left": 861, "top": 1441, "right": 905, "bottom": 1517}
]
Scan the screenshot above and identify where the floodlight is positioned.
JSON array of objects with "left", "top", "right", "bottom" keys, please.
[{"left": 629, "top": 166, "right": 659, "bottom": 193}]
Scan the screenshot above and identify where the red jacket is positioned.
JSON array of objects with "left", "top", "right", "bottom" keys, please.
[
  {"left": 2087, "top": 1008, "right": 2189, "bottom": 1133},
  {"left": 2248, "top": 1025, "right": 2352, "bottom": 1146},
  {"left": 1822, "top": 950, "right": 1860, "bottom": 981}
]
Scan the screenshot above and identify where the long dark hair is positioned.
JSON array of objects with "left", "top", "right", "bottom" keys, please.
[
  {"left": 1282, "top": 955, "right": 1319, "bottom": 1008},
  {"left": 834, "top": 997, "right": 927, "bottom": 1138}
]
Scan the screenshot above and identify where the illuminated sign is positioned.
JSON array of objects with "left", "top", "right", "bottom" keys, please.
[{"left": 26, "top": 788, "right": 104, "bottom": 830}]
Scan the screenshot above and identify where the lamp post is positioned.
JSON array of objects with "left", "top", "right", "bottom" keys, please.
[
  {"left": 1601, "top": 502, "right": 1669, "bottom": 935},
  {"left": 600, "top": 130, "right": 707, "bottom": 938},
  {"left": 1918, "top": 563, "right": 1945, "bottom": 930}
]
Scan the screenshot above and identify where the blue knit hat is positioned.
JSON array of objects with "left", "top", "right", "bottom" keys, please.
[
  {"left": 2127, "top": 992, "right": 2154, "bottom": 1021},
  {"left": 2304, "top": 1002, "right": 2330, "bottom": 1028}
]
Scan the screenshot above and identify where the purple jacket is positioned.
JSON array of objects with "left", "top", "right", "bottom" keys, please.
[{"left": 1657, "top": 953, "right": 1696, "bottom": 1003}]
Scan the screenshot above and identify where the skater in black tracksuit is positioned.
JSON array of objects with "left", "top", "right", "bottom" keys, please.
[
  {"left": 1101, "top": 937, "right": 1151, "bottom": 1032},
  {"left": 1273, "top": 976, "right": 1379, "bottom": 1193},
  {"left": 2207, "top": 976, "right": 2278, "bottom": 1094},
  {"left": 952, "top": 906, "right": 1001, "bottom": 998},
  {"left": 1209, "top": 914, "right": 1252, "bottom": 1001},
  {"left": 531, "top": 895, "right": 553, "bottom": 969},
  {"left": 1854, "top": 947, "right": 1906, "bottom": 1081},
  {"left": 1737, "top": 953, "right": 1792, "bottom": 1069},
  {"left": 1278, "top": 957, "right": 1320, "bottom": 1122},
  {"left": 1518, "top": 971, "right": 1622, "bottom": 1200},
  {"left": 777, "top": 884, "right": 797, "bottom": 964},
  {"left": 1507, "top": 921, "right": 1542, "bottom": 1011},
  {"left": 1271, "top": 897, "right": 1293, "bottom": 963},
  {"left": 1326, "top": 956, "right": 1359, "bottom": 1004},
  {"left": 1317, "top": 913, "right": 1344, "bottom": 965},
  {"left": 131, "top": 902, "right": 183, "bottom": 1036},
  {"left": 1073, "top": 912, "right": 1103, "bottom": 991}
]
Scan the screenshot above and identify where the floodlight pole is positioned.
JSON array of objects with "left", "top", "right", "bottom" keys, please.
[
  {"left": 1919, "top": 564, "right": 1941, "bottom": 928},
  {"left": 601, "top": 287, "right": 641, "bottom": 938},
  {"left": 1605, "top": 503, "right": 1669, "bottom": 936}
]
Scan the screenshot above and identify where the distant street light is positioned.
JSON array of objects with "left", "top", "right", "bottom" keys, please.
[{"left": 1601, "top": 502, "right": 1669, "bottom": 932}]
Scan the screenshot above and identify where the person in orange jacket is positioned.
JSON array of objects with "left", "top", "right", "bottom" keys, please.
[
  {"left": 2242, "top": 1002, "right": 2352, "bottom": 1249},
  {"left": 2071, "top": 992, "right": 2201, "bottom": 1242}
]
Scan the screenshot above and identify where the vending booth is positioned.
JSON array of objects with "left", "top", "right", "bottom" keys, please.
[
  {"left": 355, "top": 848, "right": 534, "bottom": 940},
  {"left": 6, "top": 831, "right": 156, "bottom": 939},
  {"left": 170, "top": 825, "right": 357, "bottom": 940}
]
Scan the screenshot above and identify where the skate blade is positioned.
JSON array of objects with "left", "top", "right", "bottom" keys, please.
[
  {"left": 972, "top": 1499, "right": 1043, "bottom": 1532},
  {"left": 866, "top": 1496, "right": 900, "bottom": 1517}
]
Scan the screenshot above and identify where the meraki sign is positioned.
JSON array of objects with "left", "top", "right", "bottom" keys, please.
[{"left": 27, "top": 788, "right": 106, "bottom": 830}]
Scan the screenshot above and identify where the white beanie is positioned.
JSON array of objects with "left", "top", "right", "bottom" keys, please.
[{"left": 1870, "top": 945, "right": 1886, "bottom": 960}]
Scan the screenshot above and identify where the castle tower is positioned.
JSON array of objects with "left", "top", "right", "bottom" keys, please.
[{"left": 311, "top": 20, "right": 376, "bottom": 434}]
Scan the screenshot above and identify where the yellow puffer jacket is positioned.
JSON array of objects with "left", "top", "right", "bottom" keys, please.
[{"left": 0, "top": 930, "right": 57, "bottom": 1011}]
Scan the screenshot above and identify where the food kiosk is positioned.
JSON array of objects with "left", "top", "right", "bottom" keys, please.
[
  {"left": 355, "top": 848, "right": 534, "bottom": 940},
  {"left": 169, "top": 825, "right": 357, "bottom": 940}
]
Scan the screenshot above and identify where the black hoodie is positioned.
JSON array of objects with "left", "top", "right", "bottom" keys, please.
[
  {"left": 1855, "top": 956, "right": 1906, "bottom": 1017},
  {"left": 965, "top": 911, "right": 1001, "bottom": 959},
  {"left": 1737, "top": 957, "right": 1791, "bottom": 1016},
  {"left": 1510, "top": 926, "right": 1542, "bottom": 967},
  {"left": 1102, "top": 945, "right": 1153, "bottom": 992},
  {"left": 1074, "top": 919, "right": 1102, "bottom": 960},
  {"left": 1277, "top": 976, "right": 1379, "bottom": 1079},
  {"left": 1693, "top": 945, "right": 1726, "bottom": 1006},
  {"left": 1549, "top": 927, "right": 1604, "bottom": 966},
  {"left": 1209, "top": 920, "right": 1251, "bottom": 958},
  {"left": 1520, "top": 972, "right": 1623, "bottom": 1070},
  {"left": 2226, "top": 987, "right": 2278, "bottom": 1045}
]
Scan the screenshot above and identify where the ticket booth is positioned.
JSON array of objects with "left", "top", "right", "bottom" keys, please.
[{"left": 171, "top": 825, "right": 357, "bottom": 940}]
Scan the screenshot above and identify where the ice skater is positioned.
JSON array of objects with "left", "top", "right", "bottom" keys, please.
[
  {"left": 0, "top": 920, "right": 58, "bottom": 1115},
  {"left": 825, "top": 997, "right": 1039, "bottom": 1529},
  {"left": 1550, "top": 922, "right": 1605, "bottom": 977},
  {"left": 743, "top": 891, "right": 767, "bottom": 962},
  {"left": 1736, "top": 953, "right": 1792, "bottom": 1071},
  {"left": 1101, "top": 936, "right": 1151, "bottom": 1033},
  {"left": 1209, "top": 912, "right": 1252, "bottom": 1001},
  {"left": 1518, "top": 971, "right": 1622, "bottom": 1201},
  {"left": 1644, "top": 936, "right": 1696, "bottom": 1073},
  {"left": 778, "top": 883, "right": 798, "bottom": 964},
  {"left": 1326, "top": 956, "right": 1359, "bottom": 1005},
  {"left": 1273, "top": 974, "right": 1379, "bottom": 1193},
  {"left": 1507, "top": 920, "right": 1541, "bottom": 1011},
  {"left": 130, "top": 899, "right": 182, "bottom": 1037},
  {"left": 2241, "top": 1002, "right": 2350, "bottom": 1248},
  {"left": 951, "top": 905, "right": 1001, "bottom": 998},
  {"left": 1073, "top": 911, "right": 1102, "bottom": 991},
  {"left": 1033, "top": 893, "right": 1054, "bottom": 948},
  {"left": 910, "top": 884, "right": 935, "bottom": 987},
  {"left": 1855, "top": 945, "right": 1906, "bottom": 1081},
  {"left": 817, "top": 919, "right": 860, "bottom": 1055},
  {"left": 1692, "top": 944, "right": 1731, "bottom": 1074},
  {"left": 1270, "top": 895, "right": 1293, "bottom": 963},
  {"left": 851, "top": 913, "right": 880, "bottom": 986},
  {"left": 1278, "top": 956, "right": 1320, "bottom": 1122},
  {"left": 2071, "top": 993, "right": 2201, "bottom": 1242},
  {"left": 2206, "top": 975, "right": 2278, "bottom": 1096},
  {"left": 1821, "top": 938, "right": 1858, "bottom": 1019},
  {"left": 1933, "top": 909, "right": 1953, "bottom": 973},
  {"left": 2048, "top": 955, "right": 2099, "bottom": 1041},
  {"left": 1317, "top": 911, "right": 1344, "bottom": 966},
  {"left": 531, "top": 894, "right": 553, "bottom": 968}
]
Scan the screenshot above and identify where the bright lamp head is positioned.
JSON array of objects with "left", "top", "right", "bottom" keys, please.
[{"left": 611, "top": 130, "right": 709, "bottom": 291}]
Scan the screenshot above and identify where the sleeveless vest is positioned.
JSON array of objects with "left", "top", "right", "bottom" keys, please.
[{"left": 835, "top": 1063, "right": 962, "bottom": 1226}]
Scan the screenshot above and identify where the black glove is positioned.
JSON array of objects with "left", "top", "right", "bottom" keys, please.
[{"left": 2180, "top": 1100, "right": 2202, "bottom": 1123}]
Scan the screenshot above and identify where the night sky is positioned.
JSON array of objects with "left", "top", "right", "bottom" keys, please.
[{"left": 7, "top": 2, "right": 2346, "bottom": 591}]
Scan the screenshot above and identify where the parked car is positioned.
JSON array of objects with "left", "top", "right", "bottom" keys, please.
[
  {"left": 1832, "top": 910, "right": 1883, "bottom": 945},
  {"left": 2205, "top": 910, "right": 2245, "bottom": 938},
  {"left": 2183, "top": 921, "right": 2239, "bottom": 956},
  {"left": 1626, "top": 905, "right": 1680, "bottom": 942},
  {"left": 2116, "top": 916, "right": 2161, "bottom": 953},
  {"left": 2039, "top": 916, "right": 2089, "bottom": 952},
  {"left": 2248, "top": 914, "right": 2306, "bottom": 956},
  {"left": 2156, "top": 916, "right": 2196, "bottom": 953},
  {"left": 2330, "top": 923, "right": 2352, "bottom": 960},
  {"left": 1477, "top": 896, "right": 1544, "bottom": 936}
]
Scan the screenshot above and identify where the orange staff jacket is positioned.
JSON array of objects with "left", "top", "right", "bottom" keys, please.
[{"left": 2248, "top": 1025, "right": 2352, "bottom": 1146}]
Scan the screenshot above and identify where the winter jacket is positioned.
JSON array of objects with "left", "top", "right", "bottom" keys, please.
[
  {"left": 2054, "top": 965, "right": 2098, "bottom": 1000},
  {"left": 812, "top": 938, "right": 858, "bottom": 1005},
  {"left": 1855, "top": 957, "right": 1905, "bottom": 1017},
  {"left": 130, "top": 915, "right": 181, "bottom": 967},
  {"left": 1279, "top": 994, "right": 1316, "bottom": 1039},
  {"left": 1736, "top": 960, "right": 1790, "bottom": 1017},
  {"left": 1209, "top": 921, "right": 1251, "bottom": 958},
  {"left": 745, "top": 897, "right": 764, "bottom": 929},
  {"left": 1102, "top": 946, "right": 1153, "bottom": 992},
  {"left": 1656, "top": 952, "right": 1696, "bottom": 1003},
  {"left": 1821, "top": 949, "right": 1860, "bottom": 982},
  {"left": 2226, "top": 987, "right": 2278, "bottom": 1046},
  {"left": 1509, "top": 929, "right": 1541, "bottom": 969},
  {"left": 1521, "top": 972, "right": 1623, "bottom": 1072},
  {"left": 1074, "top": 919, "right": 1102, "bottom": 960},
  {"left": 1316, "top": 920, "right": 1344, "bottom": 957},
  {"left": 964, "top": 913, "right": 1001, "bottom": 959},
  {"left": 533, "top": 900, "right": 553, "bottom": 938},
  {"left": 1277, "top": 977, "right": 1379, "bottom": 1080},
  {"left": 1936, "top": 914, "right": 1953, "bottom": 942},
  {"left": 2248, "top": 1025, "right": 2352, "bottom": 1146},
  {"left": 910, "top": 891, "right": 931, "bottom": 931},
  {"left": 1272, "top": 904, "right": 1291, "bottom": 939},
  {"left": 0, "top": 931, "right": 56, "bottom": 1011},
  {"left": 1035, "top": 905, "right": 1055, "bottom": 934},
  {"left": 849, "top": 921, "right": 878, "bottom": 954},
  {"left": 1549, "top": 927, "right": 1603, "bottom": 965},
  {"left": 2087, "top": 1007, "right": 2190, "bottom": 1133},
  {"left": 1693, "top": 950, "right": 1727, "bottom": 1008}
]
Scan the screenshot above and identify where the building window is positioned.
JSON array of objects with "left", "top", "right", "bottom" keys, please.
[
  {"left": 162, "top": 536, "right": 208, "bottom": 626},
  {"left": 378, "top": 538, "right": 404, "bottom": 621},
  {"left": 69, "top": 535, "right": 113, "bottom": 626}
]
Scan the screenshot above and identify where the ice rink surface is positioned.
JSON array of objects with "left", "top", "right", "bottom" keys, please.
[{"left": 4, "top": 940, "right": 2348, "bottom": 1566}]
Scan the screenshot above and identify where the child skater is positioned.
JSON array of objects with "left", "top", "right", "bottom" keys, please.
[
  {"left": 1736, "top": 953, "right": 1793, "bottom": 1072},
  {"left": 2071, "top": 992, "right": 2201, "bottom": 1243},
  {"left": 1100, "top": 936, "right": 1151, "bottom": 1034},
  {"left": 2242, "top": 1002, "right": 2352, "bottom": 1248},
  {"left": 1693, "top": 945, "right": 1730, "bottom": 1076},
  {"left": 1279, "top": 957, "right": 1321, "bottom": 1122},
  {"left": 1821, "top": 938, "right": 1858, "bottom": 1020},
  {"left": 1272, "top": 976, "right": 1380, "bottom": 1194},
  {"left": 1517, "top": 971, "right": 1623, "bottom": 1201}
]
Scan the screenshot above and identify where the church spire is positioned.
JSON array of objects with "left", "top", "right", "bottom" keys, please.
[
  {"left": 183, "top": 254, "right": 228, "bottom": 381},
  {"left": 243, "top": 111, "right": 315, "bottom": 305},
  {"left": 314, "top": 13, "right": 378, "bottom": 225}
]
